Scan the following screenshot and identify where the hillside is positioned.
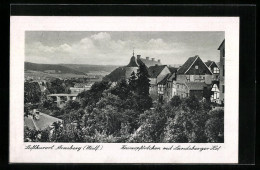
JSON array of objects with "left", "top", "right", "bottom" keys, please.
[
  {"left": 61, "top": 64, "right": 121, "bottom": 74},
  {"left": 25, "top": 62, "right": 85, "bottom": 75}
]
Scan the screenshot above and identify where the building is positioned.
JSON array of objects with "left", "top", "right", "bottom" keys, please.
[
  {"left": 176, "top": 55, "right": 213, "bottom": 84},
  {"left": 148, "top": 65, "right": 171, "bottom": 100},
  {"left": 156, "top": 67, "right": 178, "bottom": 102},
  {"left": 218, "top": 40, "right": 225, "bottom": 105},
  {"left": 205, "top": 60, "right": 220, "bottom": 82},
  {"left": 205, "top": 60, "right": 222, "bottom": 104},
  {"left": 69, "top": 82, "right": 94, "bottom": 94},
  {"left": 70, "top": 87, "right": 90, "bottom": 94},
  {"left": 210, "top": 83, "right": 221, "bottom": 104},
  {"left": 125, "top": 52, "right": 161, "bottom": 80},
  {"left": 24, "top": 110, "right": 62, "bottom": 130},
  {"left": 170, "top": 55, "right": 213, "bottom": 101},
  {"left": 105, "top": 52, "right": 162, "bottom": 82}
]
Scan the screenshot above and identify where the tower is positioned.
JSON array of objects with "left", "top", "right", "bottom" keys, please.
[{"left": 125, "top": 51, "right": 139, "bottom": 79}]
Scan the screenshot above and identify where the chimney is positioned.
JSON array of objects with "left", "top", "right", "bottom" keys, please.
[
  {"left": 151, "top": 58, "right": 155, "bottom": 61},
  {"left": 137, "top": 55, "right": 141, "bottom": 59},
  {"left": 158, "top": 59, "right": 161, "bottom": 63},
  {"left": 146, "top": 57, "right": 149, "bottom": 60}
]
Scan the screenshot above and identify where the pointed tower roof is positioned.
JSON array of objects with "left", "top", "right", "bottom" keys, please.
[{"left": 126, "top": 54, "right": 139, "bottom": 67}]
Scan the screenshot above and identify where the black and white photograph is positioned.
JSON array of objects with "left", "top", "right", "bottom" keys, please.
[
  {"left": 23, "top": 31, "right": 225, "bottom": 143},
  {"left": 9, "top": 16, "right": 239, "bottom": 163}
]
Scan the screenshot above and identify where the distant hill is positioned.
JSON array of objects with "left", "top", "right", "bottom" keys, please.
[
  {"left": 25, "top": 62, "right": 85, "bottom": 75},
  {"left": 61, "top": 64, "right": 121, "bottom": 74}
]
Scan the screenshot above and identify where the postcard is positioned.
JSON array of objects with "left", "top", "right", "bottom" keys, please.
[{"left": 9, "top": 16, "right": 239, "bottom": 163}]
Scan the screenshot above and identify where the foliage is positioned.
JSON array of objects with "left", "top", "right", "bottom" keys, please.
[
  {"left": 46, "top": 79, "right": 69, "bottom": 94},
  {"left": 136, "top": 63, "right": 150, "bottom": 96},
  {"left": 24, "top": 126, "right": 50, "bottom": 142},
  {"left": 24, "top": 69, "right": 224, "bottom": 143},
  {"left": 163, "top": 96, "right": 210, "bottom": 143},
  {"left": 78, "top": 81, "right": 111, "bottom": 108},
  {"left": 128, "top": 71, "right": 138, "bottom": 91},
  {"left": 24, "top": 82, "right": 42, "bottom": 104},
  {"left": 205, "top": 108, "right": 224, "bottom": 142}
]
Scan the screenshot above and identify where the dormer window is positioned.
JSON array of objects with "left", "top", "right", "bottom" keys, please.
[
  {"left": 213, "top": 67, "right": 219, "bottom": 74},
  {"left": 195, "top": 65, "right": 198, "bottom": 69}
]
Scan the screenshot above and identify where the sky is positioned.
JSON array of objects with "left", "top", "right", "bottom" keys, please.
[{"left": 25, "top": 31, "right": 224, "bottom": 66}]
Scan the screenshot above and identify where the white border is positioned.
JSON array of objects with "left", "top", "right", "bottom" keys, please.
[{"left": 10, "top": 17, "right": 239, "bottom": 163}]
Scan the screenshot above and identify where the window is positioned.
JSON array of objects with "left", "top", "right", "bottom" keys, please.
[
  {"left": 222, "top": 85, "right": 225, "bottom": 93},
  {"left": 212, "top": 85, "right": 216, "bottom": 91},
  {"left": 213, "top": 92, "right": 219, "bottom": 99},
  {"left": 195, "top": 65, "right": 198, "bottom": 69},
  {"left": 186, "top": 76, "right": 190, "bottom": 82},
  {"left": 213, "top": 67, "right": 219, "bottom": 74}
]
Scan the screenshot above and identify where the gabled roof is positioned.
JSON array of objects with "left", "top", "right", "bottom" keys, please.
[
  {"left": 167, "top": 72, "right": 176, "bottom": 82},
  {"left": 177, "top": 55, "right": 213, "bottom": 75},
  {"left": 148, "top": 65, "right": 167, "bottom": 78},
  {"left": 185, "top": 82, "right": 207, "bottom": 91},
  {"left": 218, "top": 39, "right": 225, "bottom": 50},
  {"left": 205, "top": 60, "right": 213, "bottom": 67},
  {"left": 177, "top": 56, "right": 198, "bottom": 74},
  {"left": 157, "top": 73, "right": 171, "bottom": 85},
  {"left": 24, "top": 113, "right": 62, "bottom": 130},
  {"left": 168, "top": 67, "right": 178, "bottom": 74},
  {"left": 103, "top": 67, "right": 127, "bottom": 82}
]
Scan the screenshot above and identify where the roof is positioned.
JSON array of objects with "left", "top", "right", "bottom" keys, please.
[
  {"left": 185, "top": 82, "right": 207, "bottom": 91},
  {"left": 177, "top": 55, "right": 213, "bottom": 75},
  {"left": 177, "top": 56, "right": 198, "bottom": 74},
  {"left": 24, "top": 112, "right": 62, "bottom": 130},
  {"left": 168, "top": 67, "right": 178, "bottom": 74},
  {"left": 47, "top": 94, "right": 78, "bottom": 97},
  {"left": 167, "top": 72, "right": 176, "bottom": 82},
  {"left": 103, "top": 67, "right": 127, "bottom": 82},
  {"left": 127, "top": 56, "right": 139, "bottom": 67},
  {"left": 148, "top": 65, "right": 167, "bottom": 78},
  {"left": 157, "top": 73, "right": 171, "bottom": 85},
  {"left": 138, "top": 58, "right": 161, "bottom": 68},
  {"left": 217, "top": 39, "right": 225, "bottom": 50},
  {"left": 205, "top": 60, "right": 213, "bottom": 67},
  {"left": 24, "top": 116, "right": 37, "bottom": 130}
]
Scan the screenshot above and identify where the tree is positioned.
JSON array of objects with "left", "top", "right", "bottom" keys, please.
[
  {"left": 128, "top": 71, "right": 137, "bottom": 91},
  {"left": 169, "top": 96, "right": 182, "bottom": 108},
  {"left": 136, "top": 63, "right": 150, "bottom": 96},
  {"left": 110, "top": 79, "right": 131, "bottom": 100},
  {"left": 78, "top": 80, "right": 111, "bottom": 108},
  {"left": 205, "top": 108, "right": 224, "bottom": 142},
  {"left": 47, "top": 79, "right": 67, "bottom": 94},
  {"left": 63, "top": 100, "right": 81, "bottom": 112},
  {"left": 24, "top": 82, "right": 42, "bottom": 104}
]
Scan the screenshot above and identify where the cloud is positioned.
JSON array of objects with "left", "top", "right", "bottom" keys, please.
[
  {"left": 90, "top": 32, "right": 111, "bottom": 41},
  {"left": 25, "top": 32, "right": 220, "bottom": 65}
]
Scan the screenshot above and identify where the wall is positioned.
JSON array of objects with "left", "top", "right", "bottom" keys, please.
[
  {"left": 219, "top": 41, "right": 225, "bottom": 104},
  {"left": 125, "top": 67, "right": 138, "bottom": 79},
  {"left": 176, "top": 83, "right": 189, "bottom": 98},
  {"left": 176, "top": 74, "right": 212, "bottom": 84}
]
